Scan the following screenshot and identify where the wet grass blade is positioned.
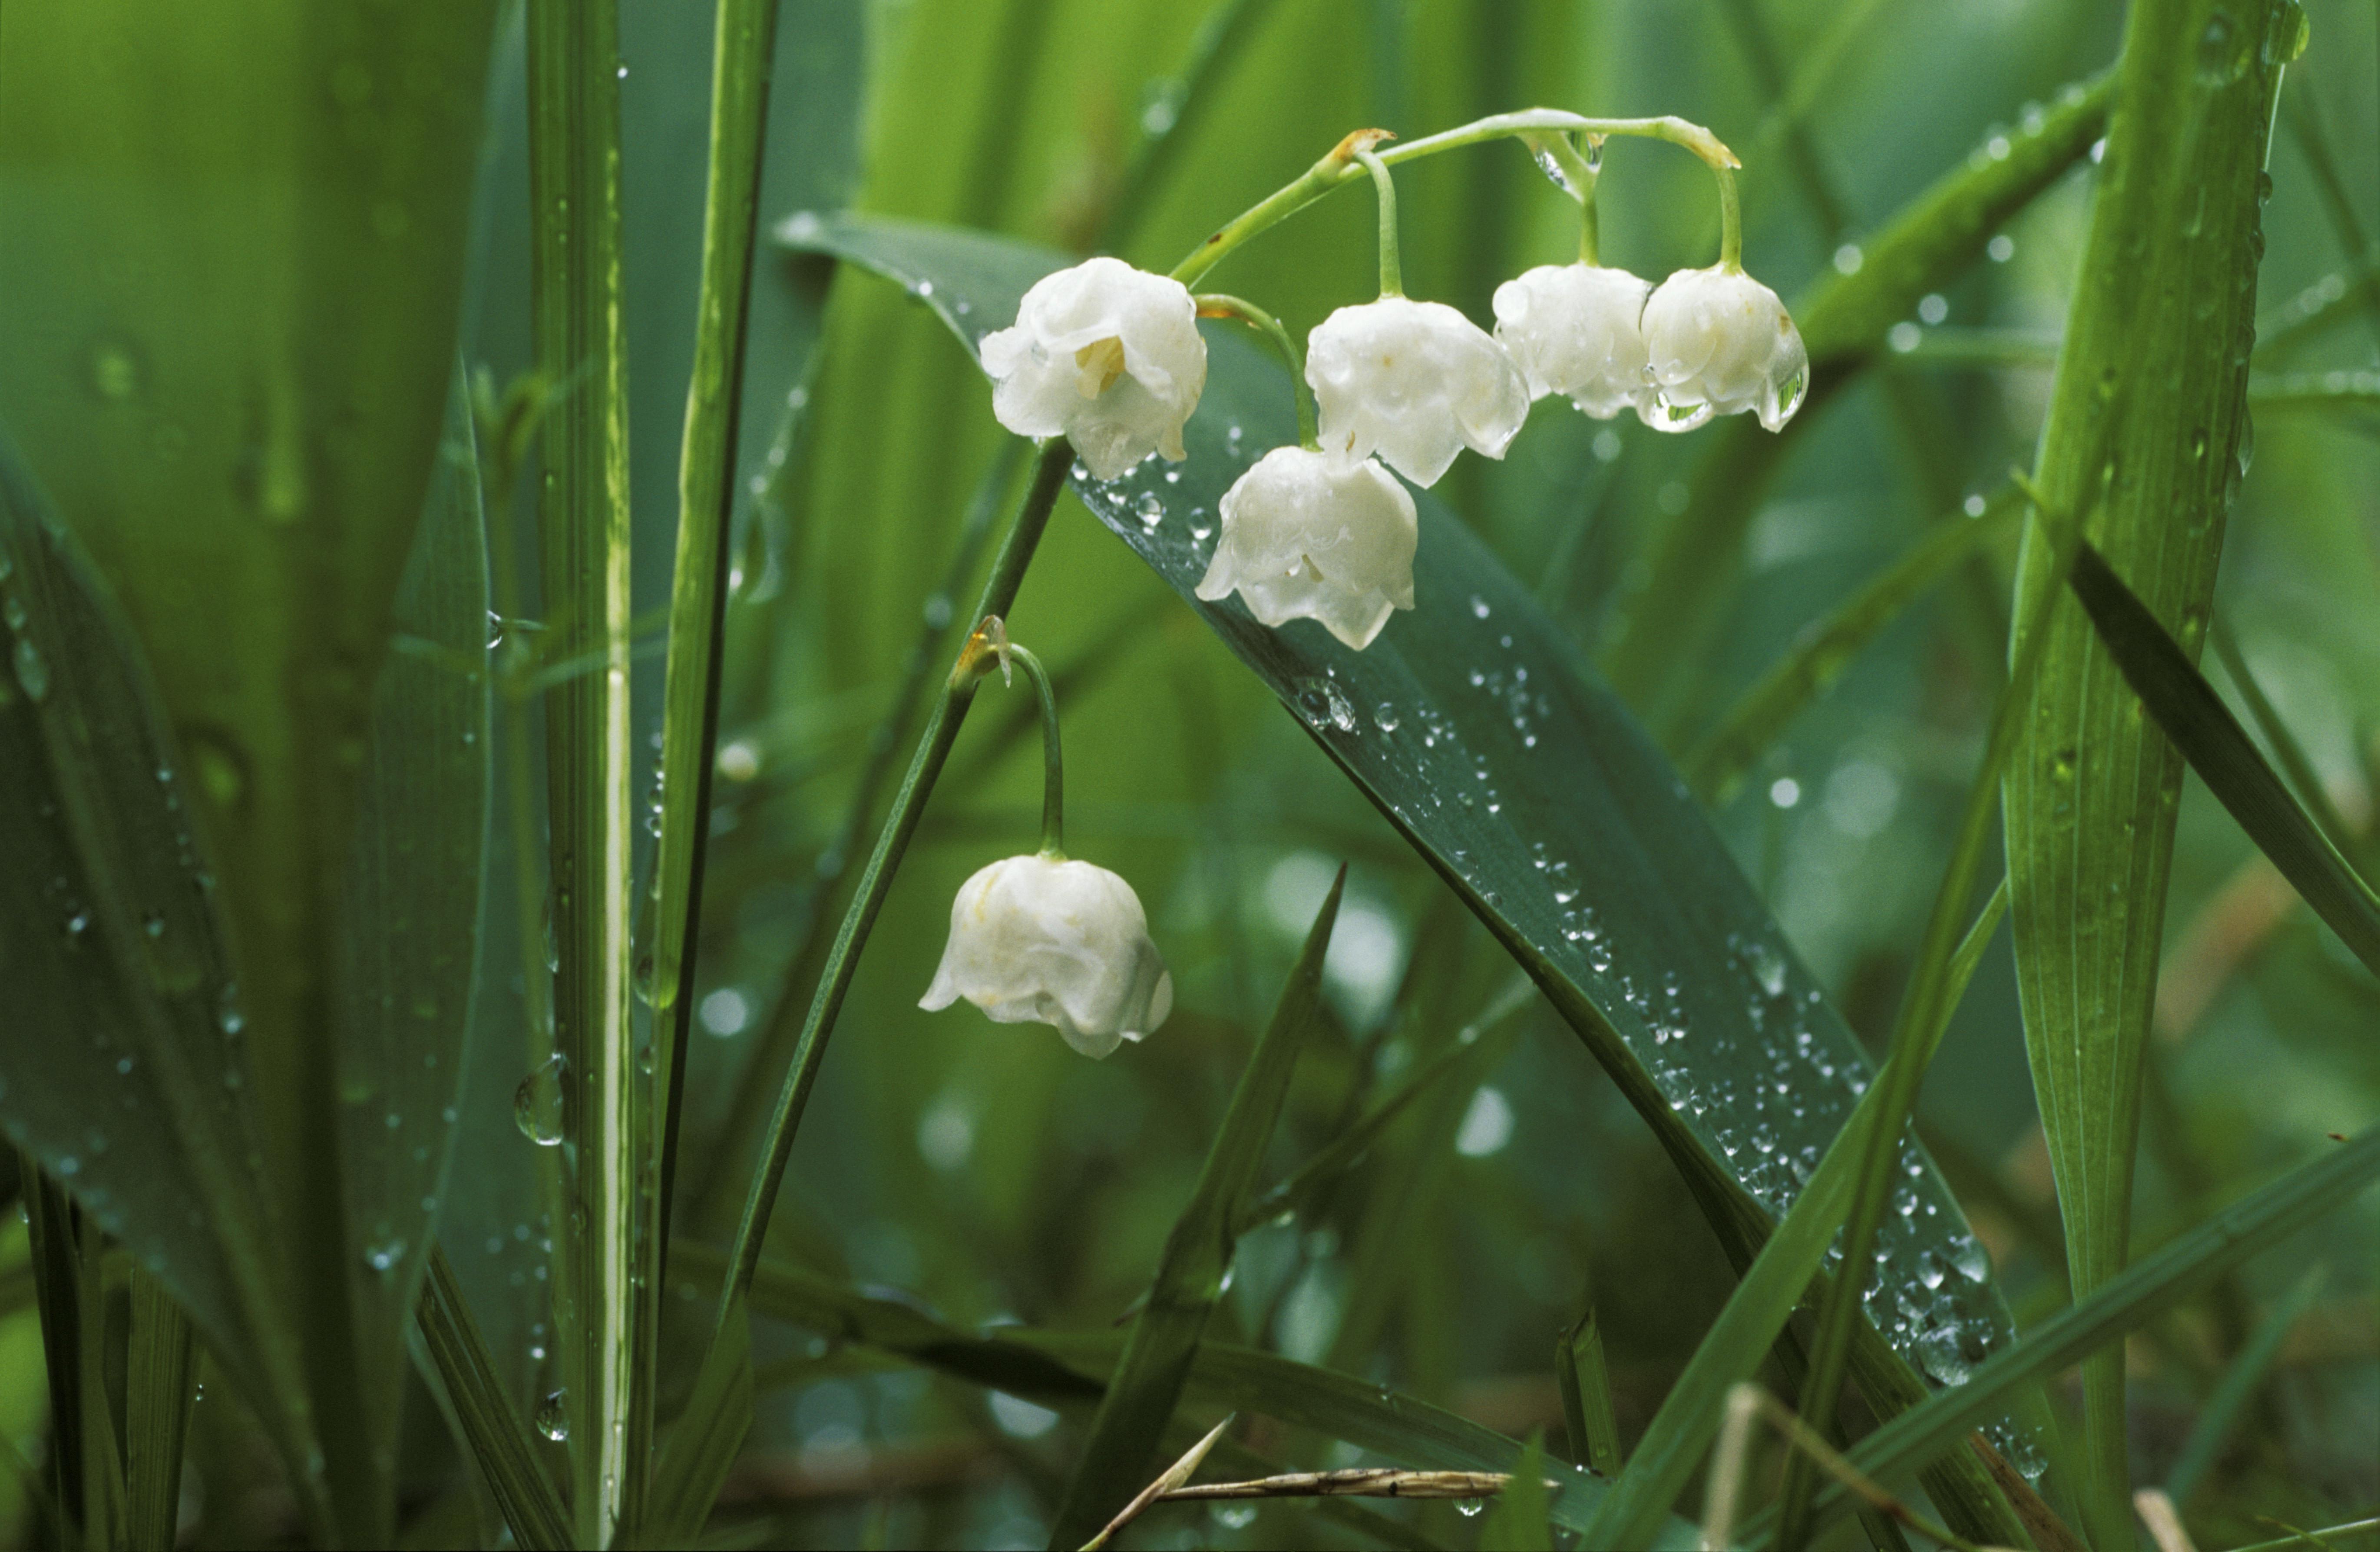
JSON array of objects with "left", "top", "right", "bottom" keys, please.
[
  {"left": 1046, "top": 870, "right": 1345, "bottom": 1548},
  {"left": 2001, "top": 7, "right": 2299, "bottom": 1542},
  {"left": 634, "top": 0, "right": 785, "bottom": 1527},
  {"left": 1581, "top": 880, "right": 2011, "bottom": 1550},
  {"left": 1557, "top": 1310, "right": 1623, "bottom": 1477},
  {"left": 1776, "top": 1129, "right": 2380, "bottom": 1542},
  {"left": 641, "top": 1294, "right": 753, "bottom": 1546},
  {"left": 122, "top": 1269, "right": 196, "bottom": 1551},
  {"left": 1686, "top": 487, "right": 2023, "bottom": 804},
  {"left": 415, "top": 1245, "right": 571, "bottom": 1552},
  {"left": 526, "top": 0, "right": 638, "bottom": 1540},
  {"left": 2165, "top": 1264, "right": 2327, "bottom": 1502},
  {"left": 2066, "top": 539, "right": 2380, "bottom": 976}
]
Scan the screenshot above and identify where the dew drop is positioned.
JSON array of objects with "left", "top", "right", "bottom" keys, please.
[
  {"left": 513, "top": 1053, "right": 567, "bottom": 1146},
  {"left": 534, "top": 1390, "right": 569, "bottom": 1442}
]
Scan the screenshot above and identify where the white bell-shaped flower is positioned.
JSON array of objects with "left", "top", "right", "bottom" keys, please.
[
  {"left": 1195, "top": 446, "right": 1417, "bottom": 651},
  {"left": 1636, "top": 265, "right": 1809, "bottom": 433},
  {"left": 979, "top": 257, "right": 1207, "bottom": 480},
  {"left": 1491, "top": 263, "right": 1655, "bottom": 420},
  {"left": 1306, "top": 297, "right": 1528, "bottom": 487},
  {"left": 919, "top": 853, "right": 1173, "bottom": 1058}
]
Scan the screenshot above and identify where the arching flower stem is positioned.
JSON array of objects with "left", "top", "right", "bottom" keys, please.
[
  {"left": 959, "top": 627, "right": 1067, "bottom": 859},
  {"left": 1716, "top": 162, "right": 1743, "bottom": 271},
  {"left": 1194, "top": 292, "right": 1319, "bottom": 449},
  {"left": 1169, "top": 110, "right": 1740, "bottom": 290},
  {"left": 1353, "top": 145, "right": 1403, "bottom": 297}
]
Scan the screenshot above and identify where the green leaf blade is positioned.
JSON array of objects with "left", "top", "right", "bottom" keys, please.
[
  {"left": 2002, "top": 5, "right": 2299, "bottom": 1542},
  {"left": 1047, "top": 869, "right": 1345, "bottom": 1547}
]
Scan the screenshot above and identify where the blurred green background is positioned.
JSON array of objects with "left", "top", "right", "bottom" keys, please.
[{"left": 1, "top": 0, "right": 2375, "bottom": 1547}]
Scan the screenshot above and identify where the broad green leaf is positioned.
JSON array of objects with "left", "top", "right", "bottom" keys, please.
[
  {"left": 781, "top": 210, "right": 2029, "bottom": 1479},
  {"left": 673, "top": 1247, "right": 1703, "bottom": 1549},
  {"left": 414, "top": 1245, "right": 571, "bottom": 1552},
  {"left": 1604, "top": 71, "right": 2112, "bottom": 715},
  {"left": 0, "top": 440, "right": 321, "bottom": 1526},
  {"left": 1048, "top": 869, "right": 1344, "bottom": 1547},
  {"left": 336, "top": 367, "right": 493, "bottom": 1519},
  {"left": 2067, "top": 542, "right": 2380, "bottom": 974},
  {"left": 641, "top": 1295, "right": 753, "bottom": 1547},
  {"left": 0, "top": 7, "right": 502, "bottom": 1536},
  {"left": 2002, "top": 4, "right": 2300, "bottom": 1542}
]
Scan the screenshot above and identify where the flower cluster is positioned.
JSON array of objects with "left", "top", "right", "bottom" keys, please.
[
  {"left": 979, "top": 142, "right": 1802, "bottom": 657},
  {"left": 926, "top": 120, "right": 1803, "bottom": 1061}
]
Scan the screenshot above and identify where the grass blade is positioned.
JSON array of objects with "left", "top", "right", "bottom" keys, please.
[
  {"left": 1478, "top": 1434, "right": 1553, "bottom": 1552},
  {"left": 2209, "top": 618, "right": 2361, "bottom": 860},
  {"left": 414, "top": 1245, "right": 571, "bottom": 1552},
  {"left": 18, "top": 1166, "right": 86, "bottom": 1533},
  {"left": 1686, "top": 486, "right": 2023, "bottom": 804},
  {"left": 1557, "top": 1310, "right": 1623, "bottom": 1478},
  {"left": 2164, "top": 1264, "right": 2327, "bottom": 1502},
  {"left": 1776, "top": 1129, "right": 2380, "bottom": 1542},
  {"left": 636, "top": 0, "right": 785, "bottom": 1525},
  {"left": 526, "top": 0, "right": 637, "bottom": 1539},
  {"left": 642, "top": 1294, "right": 754, "bottom": 1546},
  {"left": 2068, "top": 541, "right": 2380, "bottom": 974},
  {"left": 1046, "top": 869, "right": 1345, "bottom": 1547},
  {"left": 2001, "top": 5, "right": 2299, "bottom": 1542},
  {"left": 122, "top": 1270, "right": 196, "bottom": 1551}
]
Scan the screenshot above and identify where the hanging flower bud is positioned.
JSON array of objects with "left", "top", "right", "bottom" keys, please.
[
  {"left": 1306, "top": 297, "right": 1528, "bottom": 487},
  {"left": 1491, "top": 263, "right": 1655, "bottom": 420},
  {"left": 1196, "top": 446, "right": 1417, "bottom": 651},
  {"left": 1636, "top": 265, "right": 1809, "bottom": 433},
  {"left": 920, "top": 854, "right": 1173, "bottom": 1059},
  {"left": 980, "top": 257, "right": 1208, "bottom": 480}
]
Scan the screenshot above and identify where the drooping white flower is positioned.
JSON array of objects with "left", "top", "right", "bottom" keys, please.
[
  {"left": 1305, "top": 297, "right": 1528, "bottom": 487},
  {"left": 1636, "top": 265, "right": 1809, "bottom": 433},
  {"left": 1491, "top": 263, "right": 1655, "bottom": 420},
  {"left": 919, "top": 854, "right": 1173, "bottom": 1058},
  {"left": 979, "top": 257, "right": 1207, "bottom": 480},
  {"left": 1195, "top": 446, "right": 1417, "bottom": 651}
]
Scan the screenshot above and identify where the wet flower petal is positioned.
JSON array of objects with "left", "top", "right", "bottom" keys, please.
[
  {"left": 1196, "top": 446, "right": 1417, "bottom": 651},
  {"left": 980, "top": 257, "right": 1207, "bottom": 479},
  {"left": 1492, "top": 262, "right": 1655, "bottom": 420},
  {"left": 1306, "top": 296, "right": 1527, "bottom": 486},
  {"left": 1637, "top": 264, "right": 1809, "bottom": 433},
  {"left": 919, "top": 854, "right": 1172, "bottom": 1058}
]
